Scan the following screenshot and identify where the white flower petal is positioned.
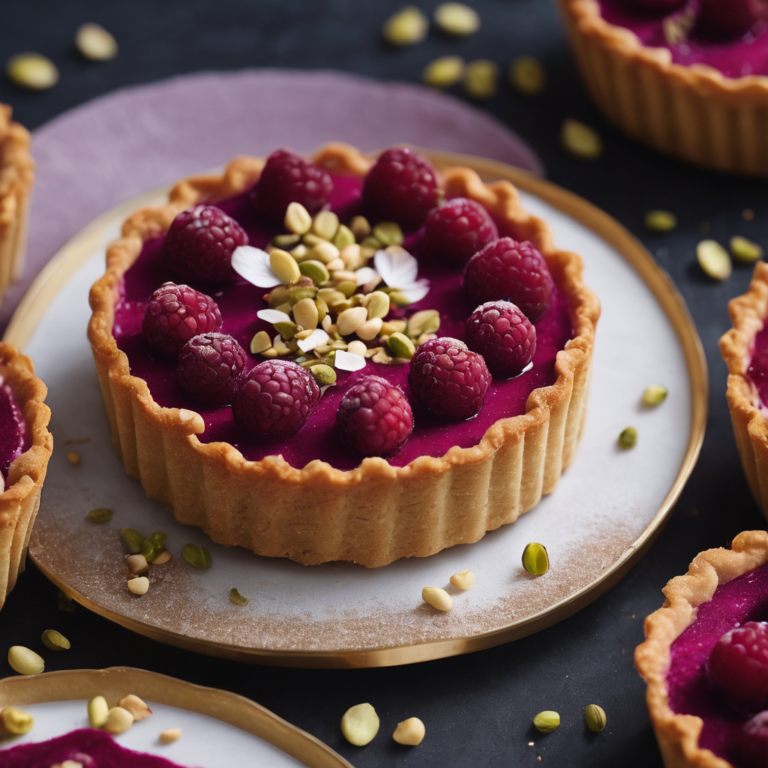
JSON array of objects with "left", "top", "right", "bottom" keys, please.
[
  {"left": 355, "top": 266, "right": 379, "bottom": 286},
  {"left": 232, "top": 246, "right": 282, "bottom": 288},
  {"left": 374, "top": 247, "right": 418, "bottom": 288},
  {"left": 257, "top": 308, "right": 292, "bottom": 324},
  {"left": 297, "top": 329, "right": 329, "bottom": 353},
  {"left": 401, "top": 278, "right": 431, "bottom": 304},
  {"left": 334, "top": 350, "right": 367, "bottom": 372}
]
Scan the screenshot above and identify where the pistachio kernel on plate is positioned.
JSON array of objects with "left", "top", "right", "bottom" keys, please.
[
  {"left": 422, "top": 56, "right": 465, "bottom": 88},
  {"left": 534, "top": 711, "right": 560, "bottom": 733},
  {"left": 230, "top": 588, "right": 249, "bottom": 606},
  {"left": 697, "top": 239, "right": 732, "bottom": 280},
  {"left": 642, "top": 384, "right": 667, "bottom": 406},
  {"left": 522, "top": 542, "right": 549, "bottom": 576},
  {"left": 121, "top": 527, "right": 145, "bottom": 554},
  {"left": 382, "top": 6, "right": 429, "bottom": 46},
  {"left": 619, "top": 426, "right": 638, "bottom": 449},
  {"left": 510, "top": 56, "right": 546, "bottom": 96},
  {"left": 562, "top": 119, "right": 602, "bottom": 159},
  {"left": 182, "top": 543, "right": 212, "bottom": 568},
  {"left": 730, "top": 236, "right": 764, "bottom": 264},
  {"left": 434, "top": 2, "right": 481, "bottom": 35},
  {"left": 644, "top": 210, "right": 677, "bottom": 233},
  {"left": 585, "top": 704, "right": 607, "bottom": 733}
]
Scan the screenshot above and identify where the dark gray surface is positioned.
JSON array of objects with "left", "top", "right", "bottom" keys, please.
[{"left": 1, "top": 1, "right": 765, "bottom": 766}]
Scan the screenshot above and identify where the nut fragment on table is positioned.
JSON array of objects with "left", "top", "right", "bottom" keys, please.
[
  {"left": 585, "top": 704, "right": 607, "bottom": 733},
  {"left": 41, "top": 629, "right": 71, "bottom": 651},
  {"left": 86, "top": 507, "right": 113, "bottom": 524},
  {"left": 160, "top": 728, "right": 182, "bottom": 743},
  {"left": 422, "top": 56, "right": 465, "bottom": 88},
  {"left": 422, "top": 586, "right": 453, "bottom": 611},
  {"left": 463, "top": 60, "right": 498, "bottom": 99},
  {"left": 644, "top": 210, "right": 677, "bottom": 233},
  {"left": 730, "top": 235, "right": 764, "bottom": 264},
  {"left": 509, "top": 56, "right": 546, "bottom": 96},
  {"left": 341, "top": 703, "right": 380, "bottom": 746},
  {"left": 128, "top": 576, "right": 150, "bottom": 595},
  {"left": 6, "top": 53, "right": 59, "bottom": 90},
  {"left": 434, "top": 2, "right": 480, "bottom": 35},
  {"left": 619, "top": 426, "right": 638, "bottom": 449},
  {"left": 119, "top": 694, "right": 152, "bottom": 722},
  {"left": 697, "top": 239, "right": 732, "bottom": 280},
  {"left": 561, "top": 119, "right": 602, "bottom": 159},
  {"left": 76, "top": 23, "right": 118, "bottom": 61},
  {"left": 534, "top": 711, "right": 560, "bottom": 733},
  {"left": 392, "top": 717, "right": 426, "bottom": 745},
  {"left": 450, "top": 569, "right": 475, "bottom": 590},
  {"left": 8, "top": 645, "right": 44, "bottom": 676},
  {"left": 383, "top": 6, "right": 429, "bottom": 46}
]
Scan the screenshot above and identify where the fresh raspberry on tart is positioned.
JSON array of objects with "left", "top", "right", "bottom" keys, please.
[
  {"left": 176, "top": 332, "right": 247, "bottom": 406},
  {"left": 421, "top": 197, "right": 498, "bottom": 267},
  {"left": 163, "top": 204, "right": 248, "bottom": 284},
  {"left": 735, "top": 710, "right": 768, "bottom": 768}
]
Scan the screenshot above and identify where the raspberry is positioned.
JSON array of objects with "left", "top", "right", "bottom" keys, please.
[
  {"left": 176, "top": 333, "right": 247, "bottom": 406},
  {"left": 699, "top": 0, "right": 767, "bottom": 40},
  {"left": 232, "top": 359, "right": 320, "bottom": 439},
  {"left": 250, "top": 149, "right": 333, "bottom": 221},
  {"left": 336, "top": 376, "right": 414, "bottom": 457},
  {"left": 362, "top": 147, "right": 440, "bottom": 231},
  {"left": 163, "top": 205, "right": 248, "bottom": 285},
  {"left": 732, "top": 711, "right": 768, "bottom": 768},
  {"left": 464, "top": 237, "right": 554, "bottom": 323},
  {"left": 422, "top": 197, "right": 498, "bottom": 267},
  {"left": 708, "top": 622, "right": 768, "bottom": 712},
  {"left": 408, "top": 337, "right": 491, "bottom": 419},
  {"left": 142, "top": 282, "right": 222, "bottom": 356},
  {"left": 465, "top": 301, "right": 536, "bottom": 377},
  {"left": 627, "top": 0, "right": 685, "bottom": 10}
]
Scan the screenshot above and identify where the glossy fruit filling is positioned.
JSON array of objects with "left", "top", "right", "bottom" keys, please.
[
  {"left": 0, "top": 378, "right": 27, "bottom": 482},
  {"left": 112, "top": 174, "right": 574, "bottom": 471},
  {"left": 747, "top": 321, "right": 768, "bottom": 406}
]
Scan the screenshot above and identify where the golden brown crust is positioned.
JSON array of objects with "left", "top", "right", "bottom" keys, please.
[
  {"left": 0, "top": 105, "right": 34, "bottom": 304},
  {"left": 558, "top": 0, "right": 768, "bottom": 175},
  {"left": 0, "top": 342, "right": 52, "bottom": 609},
  {"left": 719, "top": 261, "right": 768, "bottom": 518},
  {"left": 635, "top": 531, "right": 768, "bottom": 768},
  {"left": 87, "top": 143, "right": 600, "bottom": 567}
]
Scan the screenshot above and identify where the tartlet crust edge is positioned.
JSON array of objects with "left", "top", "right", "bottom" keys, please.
[
  {"left": 557, "top": 0, "right": 768, "bottom": 176},
  {"left": 0, "top": 341, "right": 52, "bottom": 609},
  {"left": 87, "top": 143, "right": 600, "bottom": 568},
  {"left": 635, "top": 531, "right": 768, "bottom": 768}
]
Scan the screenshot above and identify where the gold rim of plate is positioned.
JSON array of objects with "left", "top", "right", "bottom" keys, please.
[
  {"left": 0, "top": 666, "right": 353, "bottom": 767},
  {"left": 3, "top": 150, "right": 708, "bottom": 668}
]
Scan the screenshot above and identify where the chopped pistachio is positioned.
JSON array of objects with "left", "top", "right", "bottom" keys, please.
[
  {"left": 86, "top": 507, "right": 113, "bottom": 524},
  {"left": 284, "top": 202, "right": 312, "bottom": 235},
  {"left": 121, "top": 527, "right": 145, "bottom": 555},
  {"left": 383, "top": 6, "right": 429, "bottom": 46},
  {"left": 274, "top": 321, "right": 299, "bottom": 340},
  {"left": 522, "top": 542, "right": 549, "bottom": 576},
  {"left": 510, "top": 56, "right": 546, "bottom": 96},
  {"left": 6, "top": 53, "right": 59, "bottom": 90},
  {"left": 389, "top": 291, "right": 411, "bottom": 307},
  {"left": 311, "top": 241, "right": 341, "bottom": 265},
  {"left": 533, "top": 711, "right": 560, "bottom": 733},
  {"left": 76, "top": 23, "right": 118, "bottom": 61},
  {"left": 310, "top": 364, "right": 337, "bottom": 386},
  {"left": 585, "top": 704, "right": 606, "bottom": 733},
  {"left": 268, "top": 285, "right": 291, "bottom": 308},
  {"left": 350, "top": 216, "right": 371, "bottom": 240},
  {"left": 270, "top": 249, "right": 301, "bottom": 285},
  {"left": 41, "top": 629, "right": 70, "bottom": 652},
  {"left": 312, "top": 211, "right": 340, "bottom": 241},
  {"left": 730, "top": 235, "right": 764, "bottom": 264},
  {"left": 406, "top": 309, "right": 440, "bottom": 338},
  {"left": 373, "top": 221, "right": 404, "bottom": 247},
  {"left": 463, "top": 59, "right": 499, "bottom": 99},
  {"left": 229, "top": 588, "right": 249, "bottom": 606},
  {"left": 644, "top": 210, "right": 677, "bottom": 233},
  {"left": 387, "top": 332, "right": 416, "bottom": 360},
  {"left": 333, "top": 224, "right": 356, "bottom": 251},
  {"left": 182, "top": 543, "right": 212, "bottom": 568},
  {"left": 619, "top": 426, "right": 638, "bottom": 449},
  {"left": 381, "top": 319, "right": 408, "bottom": 336},
  {"left": 141, "top": 532, "right": 167, "bottom": 563},
  {"left": 434, "top": 2, "right": 481, "bottom": 35},
  {"left": 272, "top": 233, "right": 301, "bottom": 249},
  {"left": 250, "top": 330, "right": 272, "bottom": 355},
  {"left": 422, "top": 55, "right": 465, "bottom": 88},
  {"left": 363, "top": 291, "right": 391, "bottom": 320},
  {"left": 697, "top": 239, "right": 731, "bottom": 280},
  {"left": 291, "top": 243, "right": 309, "bottom": 261},
  {"left": 287, "top": 283, "right": 317, "bottom": 303},
  {"left": 562, "top": 119, "right": 602, "bottom": 159},
  {"left": 642, "top": 384, "right": 667, "bottom": 406}
]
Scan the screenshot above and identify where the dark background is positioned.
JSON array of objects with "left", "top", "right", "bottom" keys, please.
[{"left": 1, "top": 1, "right": 765, "bottom": 766}]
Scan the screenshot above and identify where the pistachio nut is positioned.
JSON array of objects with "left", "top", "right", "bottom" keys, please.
[
  {"left": 585, "top": 704, "right": 606, "bottom": 733},
  {"left": 182, "top": 543, "right": 212, "bottom": 568},
  {"left": 288, "top": 283, "right": 317, "bottom": 303},
  {"left": 407, "top": 309, "right": 440, "bottom": 338},
  {"left": 311, "top": 241, "right": 341, "bottom": 265},
  {"left": 272, "top": 233, "right": 301, "bottom": 249},
  {"left": 619, "top": 426, "right": 638, "bottom": 449},
  {"left": 284, "top": 201, "right": 312, "bottom": 235},
  {"left": 310, "top": 364, "right": 337, "bottom": 387},
  {"left": 268, "top": 285, "right": 291, "bottom": 308},
  {"left": 120, "top": 527, "right": 145, "bottom": 555},
  {"left": 383, "top": 6, "right": 428, "bottom": 46},
  {"left": 423, "top": 55, "right": 465, "bottom": 88},
  {"left": 372, "top": 221, "right": 404, "bottom": 247},
  {"left": 642, "top": 384, "right": 667, "bottom": 406},
  {"left": 86, "top": 507, "right": 113, "bottom": 524},
  {"left": 561, "top": 119, "right": 602, "bottom": 159},
  {"left": 41, "top": 629, "right": 71, "bottom": 652},
  {"left": 644, "top": 210, "right": 677, "bottom": 233},
  {"left": 363, "top": 291, "right": 390, "bottom": 320},
  {"left": 336, "top": 281, "right": 358, "bottom": 298},
  {"left": 350, "top": 216, "right": 371, "bottom": 240},
  {"left": 274, "top": 321, "right": 299, "bottom": 341},
  {"left": 312, "top": 210, "right": 339, "bottom": 241},
  {"left": 522, "top": 542, "right": 549, "bottom": 576},
  {"left": 250, "top": 330, "right": 272, "bottom": 355},
  {"left": 731, "top": 235, "right": 764, "bottom": 264},
  {"left": 463, "top": 60, "right": 498, "bottom": 100},
  {"left": 533, "top": 711, "right": 560, "bottom": 733},
  {"left": 387, "top": 332, "right": 416, "bottom": 360},
  {"left": 332, "top": 224, "right": 356, "bottom": 251},
  {"left": 389, "top": 291, "right": 411, "bottom": 307},
  {"left": 299, "top": 260, "right": 330, "bottom": 285},
  {"left": 510, "top": 55, "right": 546, "bottom": 96},
  {"left": 6, "top": 53, "right": 59, "bottom": 90},
  {"left": 269, "top": 249, "right": 301, "bottom": 285}
]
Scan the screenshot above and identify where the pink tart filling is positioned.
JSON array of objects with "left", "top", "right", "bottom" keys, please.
[
  {"left": 667, "top": 562, "right": 768, "bottom": 766},
  {"left": 112, "top": 175, "right": 574, "bottom": 471},
  {"left": 1, "top": 728, "right": 195, "bottom": 767},
  {"left": 747, "top": 322, "right": 768, "bottom": 406},
  {"left": 0, "top": 378, "right": 27, "bottom": 481},
  {"left": 599, "top": 1, "right": 768, "bottom": 78}
]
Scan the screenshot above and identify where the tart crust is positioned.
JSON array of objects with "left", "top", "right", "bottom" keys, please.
[
  {"left": 558, "top": 0, "right": 768, "bottom": 176},
  {"left": 0, "top": 342, "right": 52, "bottom": 611},
  {"left": 87, "top": 143, "right": 600, "bottom": 568},
  {"left": 0, "top": 105, "right": 34, "bottom": 304},
  {"left": 719, "top": 261, "right": 768, "bottom": 519},
  {"left": 635, "top": 530, "right": 768, "bottom": 768}
]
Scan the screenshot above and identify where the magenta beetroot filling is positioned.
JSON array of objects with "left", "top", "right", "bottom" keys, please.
[
  {"left": 599, "top": 2, "right": 768, "bottom": 77},
  {"left": 667, "top": 562, "right": 768, "bottom": 765},
  {"left": 1, "top": 728, "right": 195, "bottom": 767},
  {"left": 112, "top": 175, "right": 574, "bottom": 471},
  {"left": 0, "top": 379, "right": 27, "bottom": 480}
]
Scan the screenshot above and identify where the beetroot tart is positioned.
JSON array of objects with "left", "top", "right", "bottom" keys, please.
[
  {"left": 635, "top": 531, "right": 768, "bottom": 768},
  {"left": 0, "top": 105, "right": 34, "bottom": 305},
  {"left": 558, "top": 0, "right": 768, "bottom": 175},
  {"left": 720, "top": 261, "right": 768, "bottom": 520},
  {"left": 87, "top": 144, "right": 599, "bottom": 568},
  {"left": 0, "top": 342, "right": 52, "bottom": 610}
]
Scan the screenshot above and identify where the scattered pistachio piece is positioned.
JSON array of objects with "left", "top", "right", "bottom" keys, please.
[
  {"left": 388, "top": 291, "right": 411, "bottom": 307},
  {"left": 562, "top": 119, "right": 602, "bottom": 159},
  {"left": 372, "top": 221, "right": 404, "bottom": 247},
  {"left": 270, "top": 249, "right": 301, "bottom": 285},
  {"left": 407, "top": 309, "right": 440, "bottom": 338},
  {"left": 293, "top": 297, "right": 320, "bottom": 331},
  {"left": 450, "top": 569, "right": 475, "bottom": 590},
  {"left": 67, "top": 451, "right": 81, "bottom": 466},
  {"left": 644, "top": 210, "right": 677, "bottom": 233},
  {"left": 272, "top": 233, "right": 300, "bottom": 250},
  {"left": 127, "top": 553, "right": 149, "bottom": 575},
  {"left": 350, "top": 216, "right": 371, "bottom": 240},
  {"left": 76, "top": 23, "right": 118, "bottom": 61},
  {"left": 310, "top": 364, "right": 337, "bottom": 387},
  {"left": 585, "top": 704, "right": 606, "bottom": 733},
  {"left": 88, "top": 696, "right": 109, "bottom": 728},
  {"left": 642, "top": 384, "right": 667, "bottom": 406},
  {"left": 86, "top": 507, "right": 113, "bottom": 524},
  {"left": 118, "top": 694, "right": 152, "bottom": 722},
  {"left": 103, "top": 706, "right": 134, "bottom": 735},
  {"left": 464, "top": 59, "right": 499, "bottom": 99},
  {"left": 697, "top": 239, "right": 731, "bottom": 280},
  {"left": 312, "top": 211, "right": 340, "bottom": 241},
  {"left": 121, "top": 527, "right": 145, "bottom": 555},
  {"left": 0, "top": 707, "right": 34, "bottom": 736},
  {"left": 337, "top": 306, "right": 369, "bottom": 336},
  {"left": 41, "top": 629, "right": 71, "bottom": 652},
  {"left": 311, "top": 241, "right": 341, "bottom": 265},
  {"left": 730, "top": 235, "right": 764, "bottom": 264},
  {"left": 434, "top": 2, "right": 480, "bottom": 35},
  {"left": 182, "top": 543, "right": 212, "bottom": 568},
  {"left": 153, "top": 550, "right": 171, "bottom": 565},
  {"left": 364, "top": 291, "right": 391, "bottom": 320},
  {"left": 388, "top": 332, "right": 416, "bottom": 360},
  {"left": 333, "top": 224, "right": 356, "bottom": 251},
  {"left": 8, "top": 645, "right": 44, "bottom": 676},
  {"left": 383, "top": 6, "right": 429, "bottom": 46},
  {"left": 619, "top": 426, "right": 638, "bottom": 449},
  {"left": 533, "top": 711, "right": 560, "bottom": 733},
  {"left": 422, "top": 586, "right": 453, "bottom": 611},
  {"left": 341, "top": 703, "right": 380, "bottom": 746},
  {"left": 510, "top": 56, "right": 546, "bottom": 96},
  {"left": 250, "top": 330, "right": 272, "bottom": 355},
  {"left": 128, "top": 577, "right": 149, "bottom": 596},
  {"left": 274, "top": 321, "right": 299, "bottom": 341},
  {"left": 6, "top": 53, "right": 59, "bottom": 90},
  {"left": 522, "top": 542, "right": 549, "bottom": 576},
  {"left": 392, "top": 717, "right": 426, "bottom": 746},
  {"left": 160, "top": 728, "right": 182, "bottom": 744},
  {"left": 230, "top": 588, "right": 249, "bottom": 606},
  {"left": 422, "top": 55, "right": 465, "bottom": 88},
  {"left": 284, "top": 202, "right": 312, "bottom": 235},
  {"left": 57, "top": 589, "right": 76, "bottom": 613},
  {"left": 141, "top": 532, "right": 167, "bottom": 564}
]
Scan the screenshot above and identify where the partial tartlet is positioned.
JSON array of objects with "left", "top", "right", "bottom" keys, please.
[
  {"left": 558, "top": 0, "right": 768, "bottom": 175},
  {"left": 0, "top": 342, "right": 52, "bottom": 611},
  {"left": 0, "top": 105, "right": 34, "bottom": 304},
  {"left": 87, "top": 143, "right": 599, "bottom": 568},
  {"left": 636, "top": 531, "right": 768, "bottom": 768},
  {"left": 720, "top": 261, "right": 768, "bottom": 519}
]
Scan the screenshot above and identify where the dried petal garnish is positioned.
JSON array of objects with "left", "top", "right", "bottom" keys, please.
[
  {"left": 335, "top": 350, "right": 367, "bottom": 372},
  {"left": 730, "top": 236, "right": 764, "bottom": 264},
  {"left": 232, "top": 246, "right": 282, "bottom": 288},
  {"left": 697, "top": 239, "right": 731, "bottom": 280},
  {"left": 374, "top": 248, "right": 429, "bottom": 304},
  {"left": 257, "top": 308, "right": 292, "bottom": 325},
  {"left": 229, "top": 588, "right": 249, "bottom": 606},
  {"left": 510, "top": 56, "right": 546, "bottom": 96},
  {"left": 562, "top": 119, "right": 602, "bottom": 159},
  {"left": 522, "top": 542, "right": 549, "bottom": 575},
  {"left": 645, "top": 210, "right": 677, "bottom": 233},
  {"left": 297, "top": 328, "right": 329, "bottom": 353},
  {"left": 182, "top": 543, "right": 212, "bottom": 568},
  {"left": 76, "top": 23, "right": 118, "bottom": 61},
  {"left": 383, "top": 6, "right": 429, "bottom": 46},
  {"left": 422, "top": 56, "right": 465, "bottom": 88}
]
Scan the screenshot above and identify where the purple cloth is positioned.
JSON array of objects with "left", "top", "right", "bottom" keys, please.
[{"left": 1, "top": 69, "right": 541, "bottom": 331}]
